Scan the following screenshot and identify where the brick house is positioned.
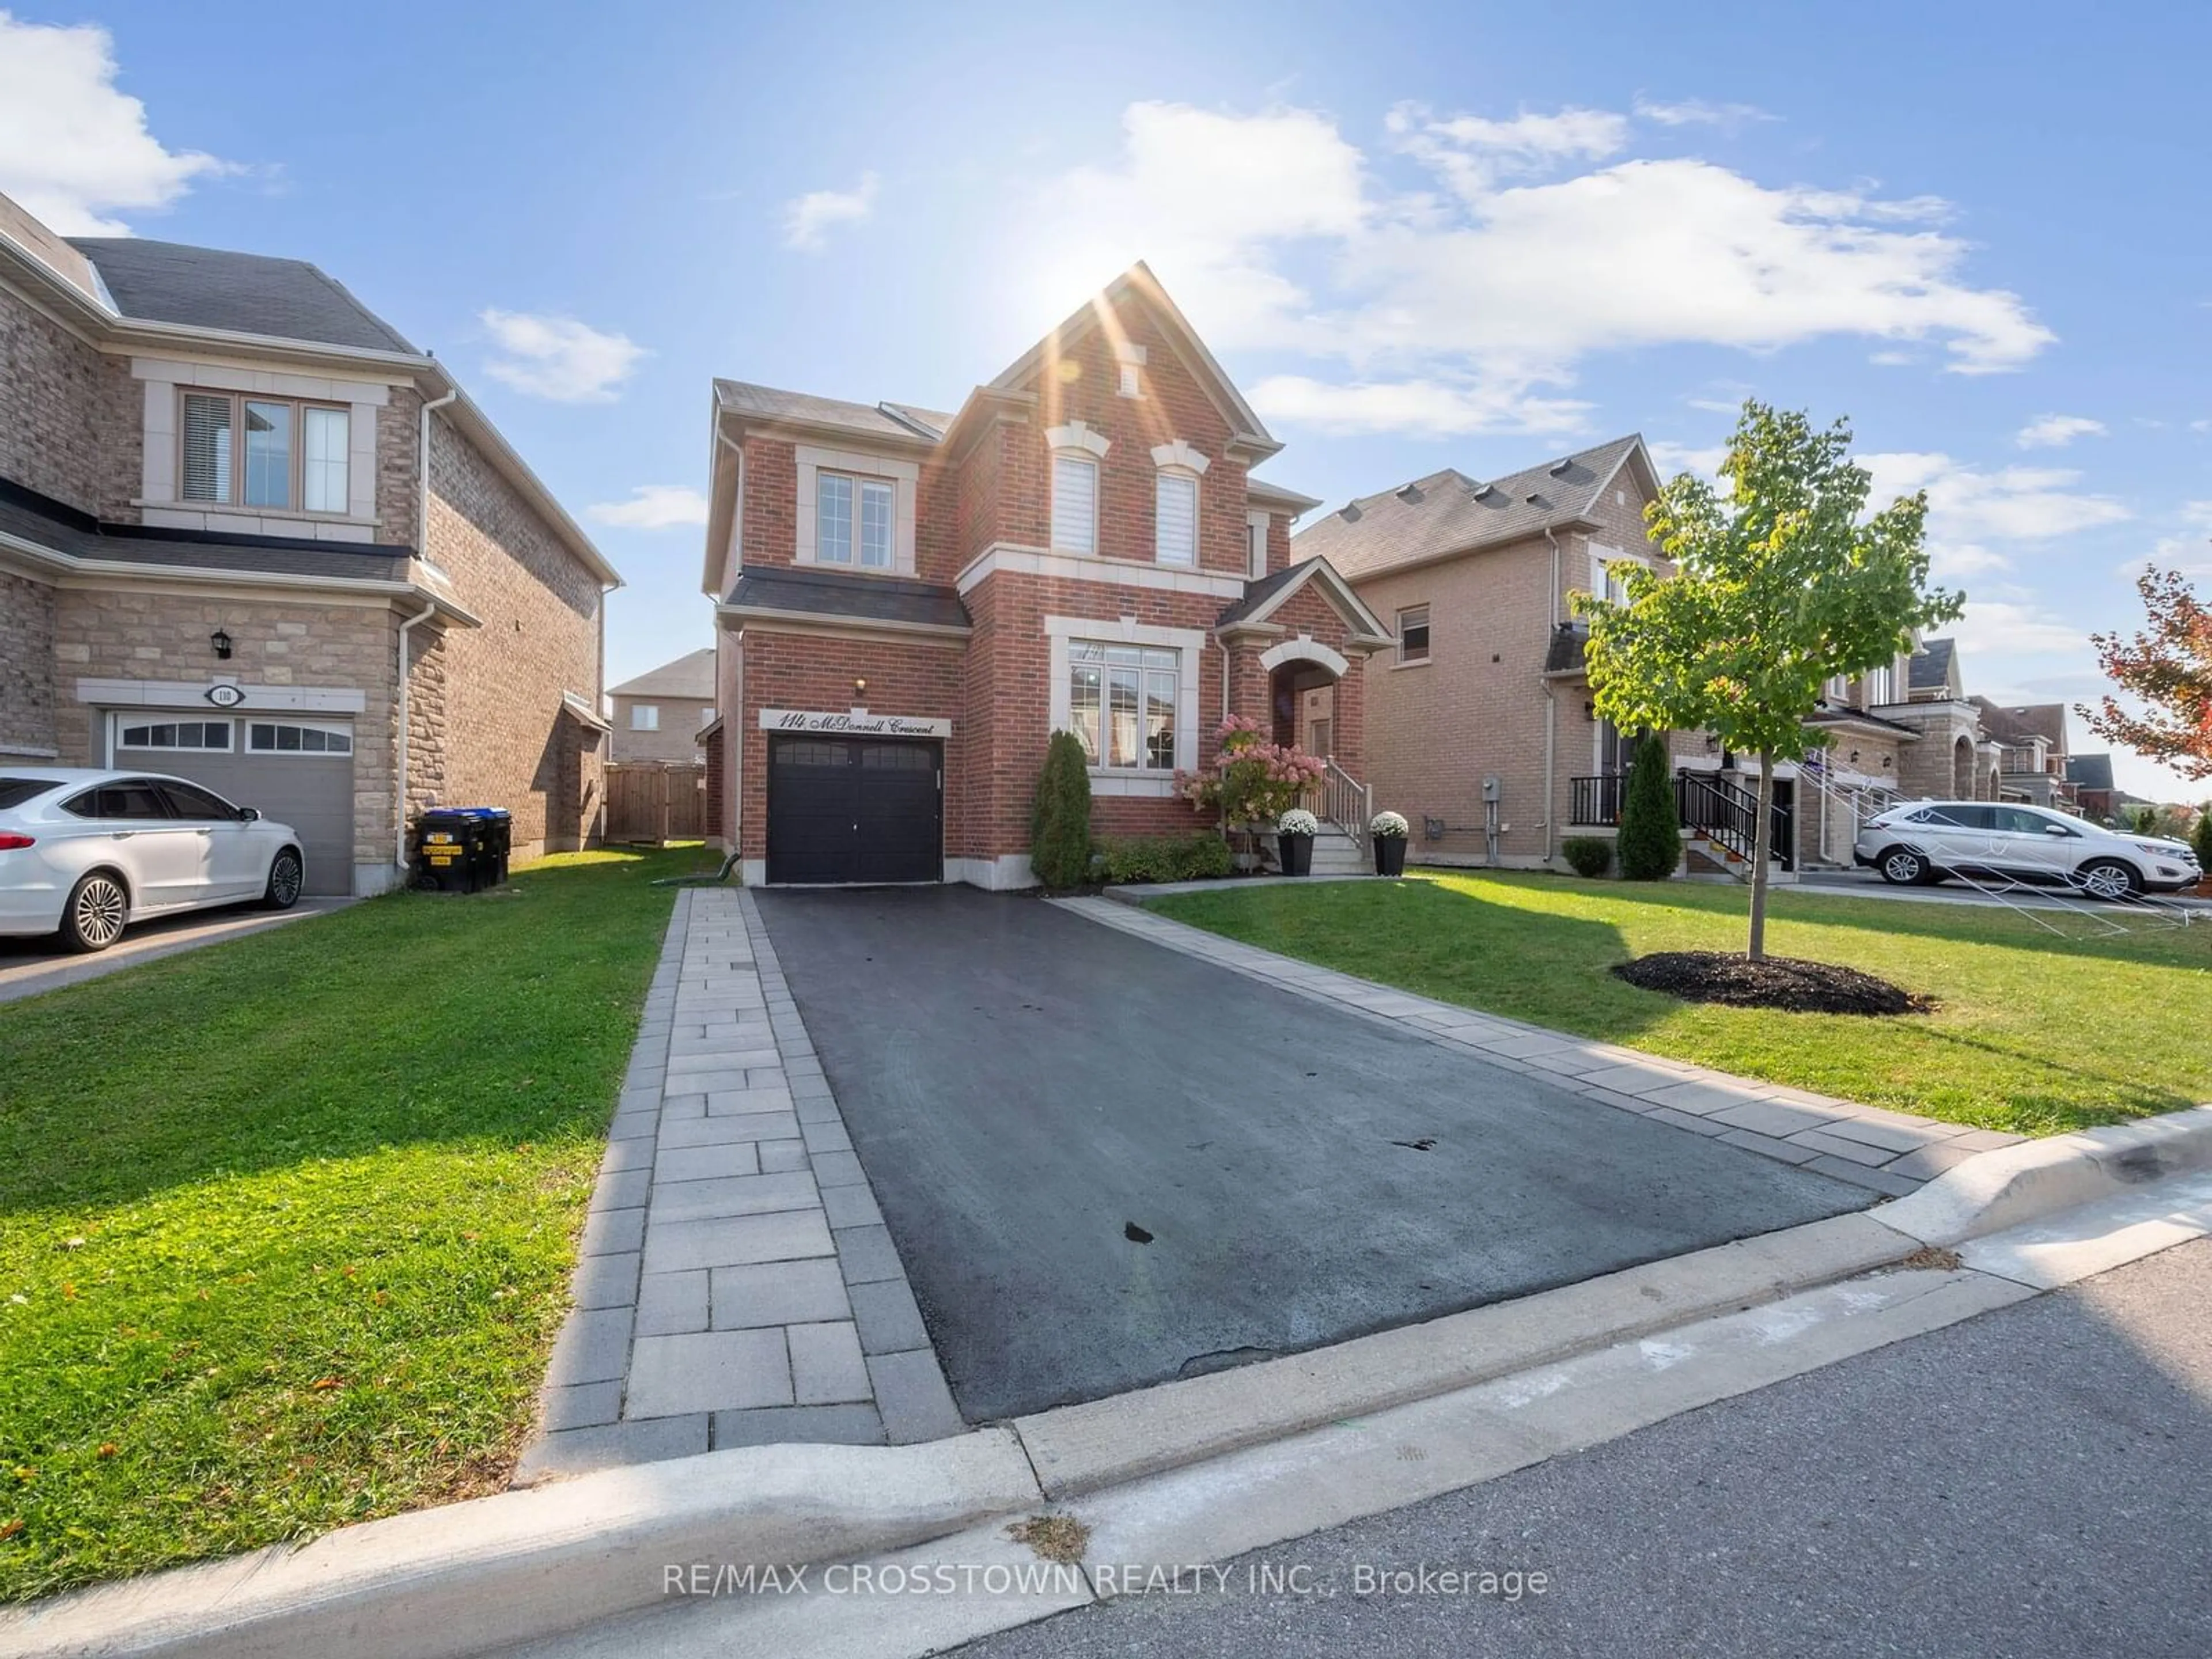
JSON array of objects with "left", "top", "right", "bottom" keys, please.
[
  {"left": 609, "top": 647, "right": 716, "bottom": 764},
  {"left": 0, "top": 191, "right": 619, "bottom": 894},
  {"left": 1300, "top": 437, "right": 1995, "bottom": 878},
  {"left": 699, "top": 264, "right": 1387, "bottom": 886}
]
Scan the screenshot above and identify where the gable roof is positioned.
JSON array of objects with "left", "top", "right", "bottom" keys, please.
[
  {"left": 1215, "top": 555, "right": 1391, "bottom": 642},
  {"left": 712, "top": 381, "right": 955, "bottom": 446},
  {"left": 1908, "top": 637, "right": 1957, "bottom": 694},
  {"left": 1971, "top": 698, "right": 2067, "bottom": 749},
  {"left": 2066, "top": 753, "right": 2116, "bottom": 792},
  {"left": 983, "top": 262, "right": 1278, "bottom": 459},
  {"left": 1292, "top": 435, "right": 1654, "bottom": 580},
  {"left": 608, "top": 647, "right": 717, "bottom": 700},
  {"left": 68, "top": 236, "right": 417, "bottom": 354}
]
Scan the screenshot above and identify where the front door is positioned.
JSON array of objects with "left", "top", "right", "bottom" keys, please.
[{"left": 766, "top": 736, "right": 942, "bottom": 884}]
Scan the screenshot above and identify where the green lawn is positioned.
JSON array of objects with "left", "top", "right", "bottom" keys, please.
[
  {"left": 1149, "top": 872, "right": 2212, "bottom": 1138},
  {"left": 0, "top": 847, "right": 705, "bottom": 1603}
]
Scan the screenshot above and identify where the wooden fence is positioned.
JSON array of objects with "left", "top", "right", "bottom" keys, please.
[{"left": 606, "top": 763, "right": 706, "bottom": 844}]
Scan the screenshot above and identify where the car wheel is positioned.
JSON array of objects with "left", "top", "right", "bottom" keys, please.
[
  {"left": 2078, "top": 858, "right": 2140, "bottom": 902},
  {"left": 263, "top": 848, "right": 304, "bottom": 911},
  {"left": 1877, "top": 847, "right": 1928, "bottom": 886},
  {"left": 59, "top": 870, "right": 130, "bottom": 953}
]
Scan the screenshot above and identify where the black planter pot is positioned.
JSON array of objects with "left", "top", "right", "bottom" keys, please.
[
  {"left": 1374, "top": 836, "right": 1407, "bottom": 877},
  {"left": 1277, "top": 831, "right": 1315, "bottom": 877}
]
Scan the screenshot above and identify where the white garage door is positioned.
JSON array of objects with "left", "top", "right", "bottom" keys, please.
[{"left": 111, "top": 714, "right": 357, "bottom": 895}]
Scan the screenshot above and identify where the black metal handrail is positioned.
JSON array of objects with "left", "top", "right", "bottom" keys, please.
[
  {"left": 1569, "top": 774, "right": 1627, "bottom": 825},
  {"left": 1675, "top": 770, "right": 1793, "bottom": 870}
]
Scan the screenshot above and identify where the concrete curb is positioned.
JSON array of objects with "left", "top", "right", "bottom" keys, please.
[
  {"left": 15, "top": 1111, "right": 2210, "bottom": 1657},
  {"left": 1876, "top": 1104, "right": 2212, "bottom": 1245},
  {"left": 0, "top": 1433, "right": 1040, "bottom": 1659}
]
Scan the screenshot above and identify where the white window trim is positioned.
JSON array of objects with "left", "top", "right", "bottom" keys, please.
[
  {"left": 1148, "top": 440, "right": 1210, "bottom": 476},
  {"left": 134, "top": 357, "right": 384, "bottom": 529},
  {"left": 793, "top": 444, "right": 919, "bottom": 576},
  {"left": 115, "top": 715, "right": 235, "bottom": 752},
  {"left": 1245, "top": 509, "right": 1271, "bottom": 581},
  {"left": 1044, "top": 615, "right": 1204, "bottom": 798},
  {"left": 1045, "top": 424, "right": 1109, "bottom": 559},
  {"left": 1396, "top": 604, "right": 1431, "bottom": 665},
  {"left": 1586, "top": 543, "right": 1648, "bottom": 605},
  {"left": 244, "top": 717, "right": 355, "bottom": 757},
  {"left": 1153, "top": 469, "right": 1199, "bottom": 569}
]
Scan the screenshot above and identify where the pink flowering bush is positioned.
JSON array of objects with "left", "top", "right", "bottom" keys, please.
[{"left": 1176, "top": 715, "right": 1327, "bottom": 827}]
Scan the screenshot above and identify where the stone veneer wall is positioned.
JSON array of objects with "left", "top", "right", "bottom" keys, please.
[
  {"left": 0, "top": 568, "right": 58, "bottom": 759},
  {"left": 0, "top": 285, "right": 139, "bottom": 520}
]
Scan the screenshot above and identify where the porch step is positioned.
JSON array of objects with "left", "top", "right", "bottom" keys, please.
[
  {"left": 1684, "top": 837, "right": 1798, "bottom": 885},
  {"left": 1309, "top": 830, "right": 1370, "bottom": 876}
]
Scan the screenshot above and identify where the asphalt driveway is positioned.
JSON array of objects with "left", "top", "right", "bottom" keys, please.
[{"left": 755, "top": 887, "right": 1868, "bottom": 1422}]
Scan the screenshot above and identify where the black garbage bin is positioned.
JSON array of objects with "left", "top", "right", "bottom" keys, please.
[{"left": 412, "top": 806, "right": 510, "bottom": 893}]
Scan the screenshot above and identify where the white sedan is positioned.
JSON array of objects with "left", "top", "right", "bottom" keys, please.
[{"left": 0, "top": 768, "right": 305, "bottom": 952}]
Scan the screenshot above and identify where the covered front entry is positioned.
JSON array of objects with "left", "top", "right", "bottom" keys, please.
[{"left": 766, "top": 734, "right": 942, "bottom": 884}]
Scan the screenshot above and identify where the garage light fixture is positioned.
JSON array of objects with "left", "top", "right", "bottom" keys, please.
[
  {"left": 853, "top": 677, "right": 868, "bottom": 697},
  {"left": 210, "top": 628, "right": 233, "bottom": 660}
]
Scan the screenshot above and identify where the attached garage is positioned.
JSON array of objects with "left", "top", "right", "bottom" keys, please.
[
  {"left": 109, "top": 714, "right": 357, "bottom": 895},
  {"left": 766, "top": 734, "right": 942, "bottom": 884}
]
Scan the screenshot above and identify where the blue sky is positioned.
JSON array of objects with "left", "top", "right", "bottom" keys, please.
[{"left": 6, "top": 1, "right": 2209, "bottom": 797}]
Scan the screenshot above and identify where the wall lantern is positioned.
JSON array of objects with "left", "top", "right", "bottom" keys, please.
[
  {"left": 1582, "top": 700, "right": 1597, "bottom": 722},
  {"left": 853, "top": 676, "right": 868, "bottom": 698},
  {"left": 1849, "top": 749, "right": 1861, "bottom": 765},
  {"left": 210, "top": 628, "right": 233, "bottom": 660}
]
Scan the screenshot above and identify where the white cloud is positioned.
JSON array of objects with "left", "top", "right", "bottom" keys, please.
[
  {"left": 1015, "top": 101, "right": 2055, "bottom": 440},
  {"left": 1951, "top": 596, "right": 2087, "bottom": 658},
  {"left": 1632, "top": 96, "right": 1777, "bottom": 132},
  {"left": 1859, "top": 452, "right": 2130, "bottom": 542},
  {"left": 782, "top": 172, "right": 878, "bottom": 252},
  {"left": 479, "top": 310, "right": 645, "bottom": 403},
  {"left": 0, "top": 13, "right": 232, "bottom": 234},
  {"left": 1647, "top": 439, "right": 1729, "bottom": 483},
  {"left": 2016, "top": 412, "right": 2105, "bottom": 449},
  {"left": 585, "top": 485, "right": 709, "bottom": 529}
]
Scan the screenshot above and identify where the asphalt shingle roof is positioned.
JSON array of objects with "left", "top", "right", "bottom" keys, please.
[
  {"left": 0, "top": 476, "right": 411, "bottom": 582},
  {"left": 714, "top": 381, "right": 955, "bottom": 444},
  {"left": 67, "top": 237, "right": 417, "bottom": 354},
  {"left": 2066, "top": 753, "right": 2116, "bottom": 792},
  {"left": 608, "top": 647, "right": 717, "bottom": 700},
  {"left": 1290, "top": 435, "right": 1647, "bottom": 579},
  {"left": 1971, "top": 698, "right": 2067, "bottom": 749},
  {"left": 726, "top": 566, "right": 969, "bottom": 631},
  {"left": 1908, "top": 637, "right": 1956, "bottom": 694}
]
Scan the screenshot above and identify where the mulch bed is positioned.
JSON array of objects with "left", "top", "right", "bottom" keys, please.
[{"left": 1612, "top": 950, "right": 1935, "bottom": 1016}]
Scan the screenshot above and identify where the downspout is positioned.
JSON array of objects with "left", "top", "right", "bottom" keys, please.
[
  {"left": 396, "top": 387, "right": 460, "bottom": 876},
  {"left": 1540, "top": 527, "right": 1563, "bottom": 867}
]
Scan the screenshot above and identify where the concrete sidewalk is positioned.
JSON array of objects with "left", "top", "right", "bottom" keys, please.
[{"left": 516, "top": 887, "right": 959, "bottom": 1482}]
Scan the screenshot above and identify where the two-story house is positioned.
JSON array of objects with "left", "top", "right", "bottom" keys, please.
[
  {"left": 0, "top": 191, "right": 619, "bottom": 894},
  {"left": 609, "top": 647, "right": 716, "bottom": 764},
  {"left": 698, "top": 263, "right": 1388, "bottom": 887}
]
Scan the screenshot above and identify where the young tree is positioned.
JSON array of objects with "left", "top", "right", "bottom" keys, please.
[
  {"left": 2078, "top": 566, "right": 2212, "bottom": 780},
  {"left": 1573, "top": 403, "right": 1963, "bottom": 960},
  {"left": 1029, "top": 730, "right": 1094, "bottom": 889},
  {"left": 1615, "top": 732, "right": 1683, "bottom": 880}
]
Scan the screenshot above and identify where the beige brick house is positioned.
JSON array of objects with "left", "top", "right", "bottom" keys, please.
[
  {"left": 699, "top": 263, "right": 1387, "bottom": 887},
  {"left": 0, "top": 191, "right": 620, "bottom": 894},
  {"left": 609, "top": 647, "right": 715, "bottom": 764},
  {"left": 1301, "top": 438, "right": 2025, "bottom": 878}
]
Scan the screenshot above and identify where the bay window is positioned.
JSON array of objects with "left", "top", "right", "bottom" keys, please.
[
  {"left": 1068, "top": 642, "right": 1178, "bottom": 771},
  {"left": 180, "top": 391, "right": 350, "bottom": 512}
]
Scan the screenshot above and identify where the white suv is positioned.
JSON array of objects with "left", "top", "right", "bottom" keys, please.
[{"left": 1855, "top": 801, "right": 2200, "bottom": 899}]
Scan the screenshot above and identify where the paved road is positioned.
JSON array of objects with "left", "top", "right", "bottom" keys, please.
[
  {"left": 0, "top": 895, "right": 352, "bottom": 1003},
  {"left": 1794, "top": 868, "right": 2210, "bottom": 916},
  {"left": 754, "top": 888, "right": 1864, "bottom": 1422},
  {"left": 957, "top": 1237, "right": 2212, "bottom": 1659}
]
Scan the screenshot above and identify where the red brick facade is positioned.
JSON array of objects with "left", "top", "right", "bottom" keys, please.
[{"left": 706, "top": 271, "right": 1384, "bottom": 884}]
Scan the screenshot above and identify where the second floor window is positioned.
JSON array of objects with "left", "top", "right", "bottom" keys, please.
[
  {"left": 631, "top": 704, "right": 660, "bottom": 732},
  {"left": 1156, "top": 472, "right": 1197, "bottom": 566},
  {"left": 817, "top": 473, "right": 893, "bottom": 569},
  {"left": 1397, "top": 605, "right": 1431, "bottom": 664},
  {"left": 1052, "top": 454, "right": 1098, "bottom": 555},
  {"left": 181, "top": 392, "right": 350, "bottom": 512}
]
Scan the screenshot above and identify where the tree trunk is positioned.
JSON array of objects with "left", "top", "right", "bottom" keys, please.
[{"left": 1747, "top": 748, "right": 1775, "bottom": 961}]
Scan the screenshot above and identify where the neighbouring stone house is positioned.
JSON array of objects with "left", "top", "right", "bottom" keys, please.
[
  {"left": 609, "top": 647, "right": 716, "bottom": 764},
  {"left": 698, "top": 263, "right": 1388, "bottom": 887},
  {"left": 1298, "top": 445, "right": 2080, "bottom": 881},
  {"left": 0, "top": 190, "right": 619, "bottom": 893}
]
